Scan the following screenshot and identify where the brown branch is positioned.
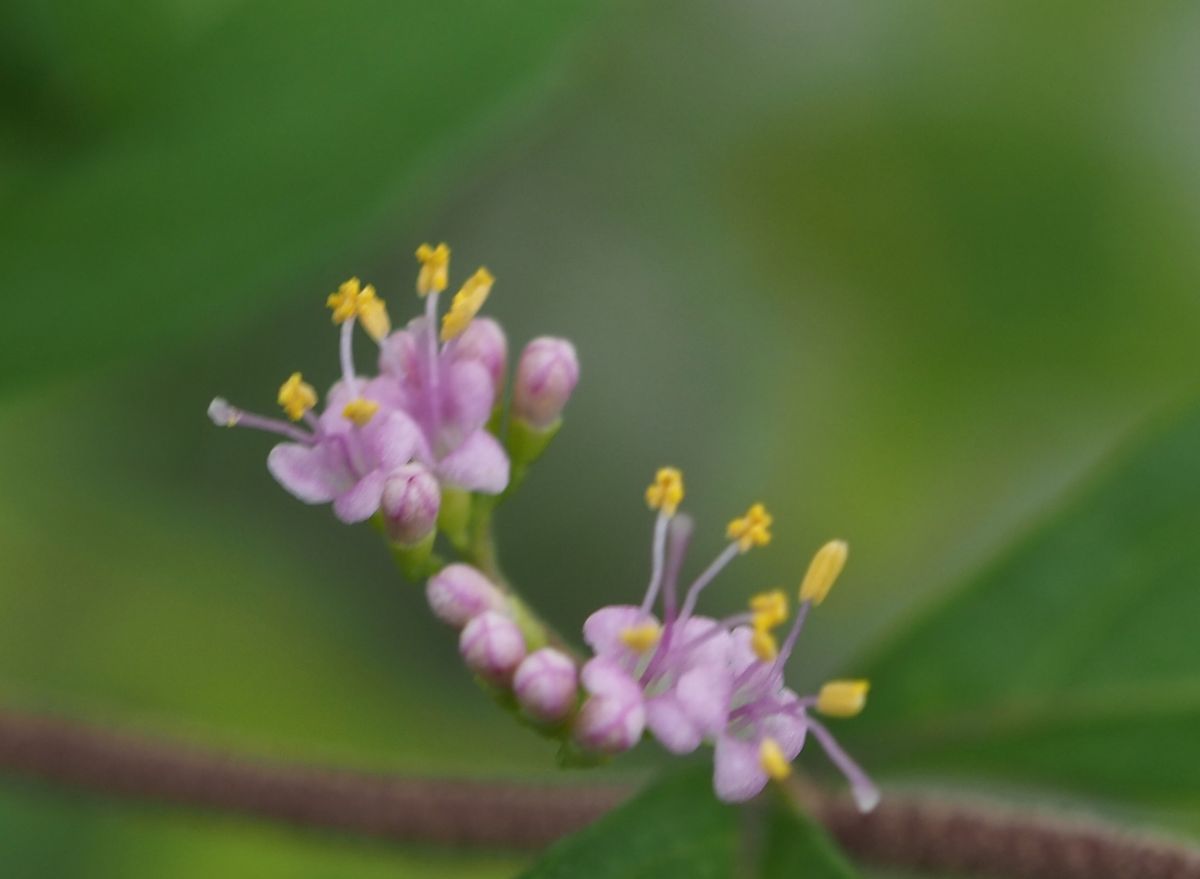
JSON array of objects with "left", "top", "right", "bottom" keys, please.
[{"left": 0, "top": 708, "right": 1198, "bottom": 878}]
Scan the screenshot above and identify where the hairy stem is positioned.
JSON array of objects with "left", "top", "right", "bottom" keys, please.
[{"left": 0, "top": 707, "right": 1197, "bottom": 878}]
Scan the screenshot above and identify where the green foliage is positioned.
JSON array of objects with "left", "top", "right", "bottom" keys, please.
[
  {"left": 850, "top": 404, "right": 1200, "bottom": 808},
  {"left": 518, "top": 768, "right": 738, "bottom": 879},
  {"left": 759, "top": 797, "right": 860, "bottom": 879},
  {"left": 519, "top": 767, "right": 860, "bottom": 879},
  {"left": 0, "top": 0, "right": 596, "bottom": 393}
]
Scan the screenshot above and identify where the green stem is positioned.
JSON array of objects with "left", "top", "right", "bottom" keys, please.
[{"left": 464, "top": 495, "right": 580, "bottom": 659}]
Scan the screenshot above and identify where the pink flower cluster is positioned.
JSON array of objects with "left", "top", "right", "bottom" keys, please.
[
  {"left": 426, "top": 468, "right": 879, "bottom": 810},
  {"left": 209, "top": 246, "right": 578, "bottom": 547}
]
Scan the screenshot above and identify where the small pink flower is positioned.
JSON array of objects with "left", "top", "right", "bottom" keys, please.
[
  {"left": 512, "top": 337, "right": 579, "bottom": 429},
  {"left": 514, "top": 648, "right": 578, "bottom": 723},
  {"left": 381, "top": 463, "right": 440, "bottom": 544},
  {"left": 379, "top": 316, "right": 509, "bottom": 493},
  {"left": 459, "top": 611, "right": 526, "bottom": 686},
  {"left": 426, "top": 565, "right": 506, "bottom": 628},
  {"left": 450, "top": 317, "right": 508, "bottom": 395},
  {"left": 574, "top": 657, "right": 646, "bottom": 754}
]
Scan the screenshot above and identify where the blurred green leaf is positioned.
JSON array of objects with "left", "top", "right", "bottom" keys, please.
[
  {"left": 848, "top": 403, "right": 1200, "bottom": 808},
  {"left": 0, "top": 0, "right": 598, "bottom": 393},
  {"left": 518, "top": 767, "right": 737, "bottom": 879},
  {"left": 760, "top": 796, "right": 860, "bottom": 879},
  {"left": 518, "top": 766, "right": 859, "bottom": 879}
]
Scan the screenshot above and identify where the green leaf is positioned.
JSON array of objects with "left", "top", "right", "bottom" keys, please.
[
  {"left": 519, "top": 766, "right": 862, "bottom": 879},
  {"left": 848, "top": 404, "right": 1200, "bottom": 808},
  {"left": 518, "top": 767, "right": 738, "bottom": 879},
  {"left": 760, "top": 796, "right": 861, "bottom": 879},
  {"left": 0, "top": 0, "right": 598, "bottom": 394}
]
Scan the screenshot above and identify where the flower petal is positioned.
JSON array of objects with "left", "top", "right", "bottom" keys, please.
[
  {"left": 675, "top": 663, "right": 732, "bottom": 738},
  {"left": 768, "top": 691, "right": 806, "bottom": 758},
  {"left": 713, "top": 733, "right": 768, "bottom": 803},
  {"left": 362, "top": 409, "right": 425, "bottom": 472},
  {"left": 443, "top": 358, "right": 495, "bottom": 438},
  {"left": 580, "top": 656, "right": 641, "bottom": 700},
  {"left": 333, "top": 469, "right": 387, "bottom": 523},
  {"left": 267, "top": 442, "right": 341, "bottom": 504},
  {"left": 435, "top": 429, "right": 510, "bottom": 494},
  {"left": 677, "top": 616, "right": 733, "bottom": 669},
  {"left": 645, "top": 693, "right": 704, "bottom": 754},
  {"left": 583, "top": 605, "right": 657, "bottom": 658}
]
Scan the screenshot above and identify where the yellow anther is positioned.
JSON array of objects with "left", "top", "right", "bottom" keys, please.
[
  {"left": 727, "top": 503, "right": 773, "bottom": 552},
  {"left": 749, "top": 589, "right": 789, "bottom": 629},
  {"left": 355, "top": 284, "right": 391, "bottom": 342},
  {"left": 416, "top": 242, "right": 451, "bottom": 296},
  {"left": 759, "top": 737, "right": 792, "bottom": 781},
  {"left": 342, "top": 398, "right": 380, "bottom": 427},
  {"left": 277, "top": 372, "right": 317, "bottom": 421},
  {"left": 327, "top": 277, "right": 363, "bottom": 324},
  {"left": 440, "top": 267, "right": 494, "bottom": 342},
  {"left": 750, "top": 624, "right": 779, "bottom": 662},
  {"left": 326, "top": 277, "right": 390, "bottom": 339},
  {"left": 645, "top": 467, "right": 685, "bottom": 516},
  {"left": 817, "top": 680, "right": 870, "bottom": 718},
  {"left": 799, "top": 540, "right": 848, "bottom": 605},
  {"left": 619, "top": 622, "right": 662, "bottom": 653}
]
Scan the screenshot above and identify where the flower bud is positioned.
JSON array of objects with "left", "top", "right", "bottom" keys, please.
[
  {"left": 512, "top": 337, "right": 579, "bottom": 430},
  {"left": 573, "top": 658, "right": 645, "bottom": 754},
  {"left": 381, "top": 464, "right": 441, "bottom": 546},
  {"left": 450, "top": 316, "right": 508, "bottom": 394},
  {"left": 513, "top": 648, "right": 578, "bottom": 724},
  {"left": 426, "top": 564, "right": 505, "bottom": 628},
  {"left": 459, "top": 611, "right": 526, "bottom": 686}
]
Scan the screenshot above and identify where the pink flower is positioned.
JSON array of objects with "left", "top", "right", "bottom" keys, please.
[
  {"left": 426, "top": 564, "right": 506, "bottom": 628},
  {"left": 460, "top": 611, "right": 526, "bottom": 686},
  {"left": 514, "top": 648, "right": 578, "bottom": 723},
  {"left": 513, "top": 337, "right": 579, "bottom": 429},
  {"left": 573, "top": 468, "right": 879, "bottom": 810},
  {"left": 573, "top": 657, "right": 646, "bottom": 754},
  {"left": 209, "top": 375, "right": 426, "bottom": 524},
  {"left": 378, "top": 314, "right": 508, "bottom": 494},
  {"left": 381, "top": 463, "right": 441, "bottom": 545}
]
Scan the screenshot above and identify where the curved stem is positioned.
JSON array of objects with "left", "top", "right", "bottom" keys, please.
[{"left": 462, "top": 496, "right": 579, "bottom": 658}]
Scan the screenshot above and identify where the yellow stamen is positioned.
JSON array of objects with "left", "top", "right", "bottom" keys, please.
[
  {"left": 277, "top": 372, "right": 317, "bottom": 421},
  {"left": 355, "top": 284, "right": 391, "bottom": 342},
  {"left": 726, "top": 503, "right": 773, "bottom": 552},
  {"left": 619, "top": 622, "right": 662, "bottom": 653},
  {"left": 750, "top": 625, "right": 778, "bottom": 661},
  {"left": 799, "top": 540, "right": 848, "bottom": 605},
  {"left": 749, "top": 589, "right": 788, "bottom": 629},
  {"left": 817, "top": 680, "right": 870, "bottom": 718},
  {"left": 440, "top": 268, "right": 494, "bottom": 342},
  {"left": 759, "top": 737, "right": 792, "bottom": 781},
  {"left": 342, "top": 398, "right": 380, "bottom": 427},
  {"left": 326, "top": 277, "right": 362, "bottom": 324},
  {"left": 416, "top": 242, "right": 451, "bottom": 296},
  {"left": 645, "top": 467, "right": 685, "bottom": 516}
]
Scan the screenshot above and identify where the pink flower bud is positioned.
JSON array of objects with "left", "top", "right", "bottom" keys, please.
[
  {"left": 426, "top": 564, "right": 505, "bottom": 628},
  {"left": 513, "top": 648, "right": 578, "bottom": 723},
  {"left": 459, "top": 611, "right": 526, "bottom": 685},
  {"left": 381, "top": 464, "right": 440, "bottom": 545},
  {"left": 573, "top": 658, "right": 645, "bottom": 754},
  {"left": 513, "top": 337, "right": 579, "bottom": 429},
  {"left": 450, "top": 316, "right": 508, "bottom": 394}
]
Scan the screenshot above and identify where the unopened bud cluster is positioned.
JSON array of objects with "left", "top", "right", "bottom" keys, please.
[{"left": 427, "top": 565, "right": 578, "bottom": 724}]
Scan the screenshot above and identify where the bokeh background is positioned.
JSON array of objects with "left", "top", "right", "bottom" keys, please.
[{"left": 3, "top": 1, "right": 1200, "bottom": 876}]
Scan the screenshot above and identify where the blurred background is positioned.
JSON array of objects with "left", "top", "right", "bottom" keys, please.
[{"left": 3, "top": 1, "right": 1200, "bottom": 875}]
